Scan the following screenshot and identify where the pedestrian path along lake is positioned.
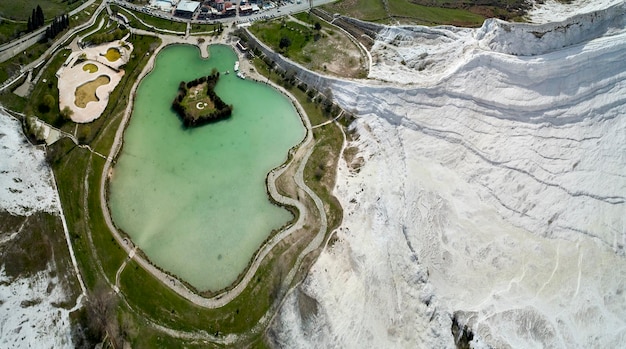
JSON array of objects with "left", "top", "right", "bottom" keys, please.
[{"left": 108, "top": 44, "right": 305, "bottom": 291}]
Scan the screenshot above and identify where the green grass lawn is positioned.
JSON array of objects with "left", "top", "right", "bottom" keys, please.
[
  {"left": 191, "top": 23, "right": 219, "bottom": 34},
  {"left": 0, "top": 21, "right": 27, "bottom": 44},
  {"left": 250, "top": 20, "right": 313, "bottom": 58},
  {"left": 0, "top": 0, "right": 102, "bottom": 84},
  {"left": 248, "top": 18, "right": 367, "bottom": 78},
  {"left": 27, "top": 48, "right": 70, "bottom": 124},
  {"left": 0, "top": 0, "right": 93, "bottom": 43},
  {"left": 112, "top": 5, "right": 187, "bottom": 33},
  {"left": 0, "top": 37, "right": 64, "bottom": 83},
  {"left": 180, "top": 83, "right": 217, "bottom": 119},
  {"left": 324, "top": 0, "right": 486, "bottom": 26},
  {"left": 387, "top": 0, "right": 485, "bottom": 26},
  {"left": 292, "top": 12, "right": 319, "bottom": 26},
  {"left": 0, "top": 0, "right": 77, "bottom": 21},
  {"left": 322, "top": 0, "right": 387, "bottom": 22}
]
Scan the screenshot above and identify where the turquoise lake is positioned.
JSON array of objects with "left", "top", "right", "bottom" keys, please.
[{"left": 108, "top": 45, "right": 305, "bottom": 291}]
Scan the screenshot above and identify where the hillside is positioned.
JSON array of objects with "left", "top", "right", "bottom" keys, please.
[{"left": 271, "top": 1, "right": 626, "bottom": 347}]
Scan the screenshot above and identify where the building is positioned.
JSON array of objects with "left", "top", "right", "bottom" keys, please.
[
  {"left": 223, "top": 2, "right": 236, "bottom": 17},
  {"left": 239, "top": 4, "right": 253, "bottom": 15},
  {"left": 174, "top": 0, "right": 200, "bottom": 17},
  {"left": 214, "top": 0, "right": 224, "bottom": 12},
  {"left": 150, "top": 0, "right": 175, "bottom": 12}
]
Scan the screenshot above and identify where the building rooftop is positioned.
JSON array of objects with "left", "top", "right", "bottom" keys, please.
[{"left": 176, "top": 0, "right": 200, "bottom": 12}]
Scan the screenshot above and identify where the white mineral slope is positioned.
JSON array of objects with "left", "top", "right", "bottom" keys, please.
[
  {"left": 271, "top": 3, "right": 626, "bottom": 349},
  {"left": 0, "top": 112, "right": 58, "bottom": 215},
  {"left": 528, "top": 0, "right": 625, "bottom": 24},
  {"left": 0, "top": 110, "right": 75, "bottom": 348},
  {"left": 0, "top": 267, "right": 76, "bottom": 348},
  {"left": 370, "top": 1, "right": 626, "bottom": 84}
]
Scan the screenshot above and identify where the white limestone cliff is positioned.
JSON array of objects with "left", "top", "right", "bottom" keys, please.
[{"left": 271, "top": 1, "right": 626, "bottom": 347}]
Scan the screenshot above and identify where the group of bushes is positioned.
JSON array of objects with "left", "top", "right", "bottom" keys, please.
[
  {"left": 171, "top": 71, "right": 233, "bottom": 127},
  {"left": 25, "top": 5, "right": 70, "bottom": 41},
  {"left": 87, "top": 27, "right": 128, "bottom": 46}
]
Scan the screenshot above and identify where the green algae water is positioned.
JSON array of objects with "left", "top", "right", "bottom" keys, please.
[{"left": 108, "top": 45, "right": 305, "bottom": 291}]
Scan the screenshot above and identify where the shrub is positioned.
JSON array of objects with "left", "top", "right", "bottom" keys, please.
[
  {"left": 60, "top": 106, "right": 74, "bottom": 121},
  {"left": 78, "top": 125, "right": 91, "bottom": 144},
  {"left": 39, "top": 94, "right": 56, "bottom": 113}
]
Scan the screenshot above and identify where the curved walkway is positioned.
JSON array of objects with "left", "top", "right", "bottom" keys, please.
[
  {"left": 114, "top": 6, "right": 185, "bottom": 35},
  {"left": 99, "top": 32, "right": 328, "bottom": 308}
]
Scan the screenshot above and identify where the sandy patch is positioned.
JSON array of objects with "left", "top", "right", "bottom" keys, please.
[
  {"left": 81, "top": 39, "right": 133, "bottom": 70},
  {"left": 58, "top": 60, "right": 124, "bottom": 123},
  {"left": 57, "top": 38, "right": 133, "bottom": 123},
  {"left": 74, "top": 75, "right": 112, "bottom": 108}
]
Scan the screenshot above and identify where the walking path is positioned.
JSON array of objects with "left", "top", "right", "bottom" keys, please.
[
  {"left": 312, "top": 110, "right": 343, "bottom": 128},
  {"left": 114, "top": 246, "right": 137, "bottom": 292}
]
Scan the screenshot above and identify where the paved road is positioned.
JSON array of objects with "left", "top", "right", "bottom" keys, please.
[
  {"left": 0, "top": 0, "right": 334, "bottom": 65},
  {"left": 0, "top": 0, "right": 99, "bottom": 63},
  {"left": 111, "top": 0, "right": 336, "bottom": 27}
]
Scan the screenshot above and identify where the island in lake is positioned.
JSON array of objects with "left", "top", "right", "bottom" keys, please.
[{"left": 172, "top": 70, "right": 233, "bottom": 127}]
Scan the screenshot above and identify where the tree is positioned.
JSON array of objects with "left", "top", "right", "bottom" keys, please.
[
  {"left": 78, "top": 125, "right": 91, "bottom": 144},
  {"left": 25, "top": 115, "right": 45, "bottom": 143},
  {"left": 314, "top": 22, "right": 321, "bottom": 31},
  {"left": 60, "top": 106, "right": 73, "bottom": 121},
  {"left": 36, "top": 5, "right": 44, "bottom": 28},
  {"left": 40, "top": 94, "right": 56, "bottom": 113},
  {"left": 44, "top": 15, "right": 70, "bottom": 40},
  {"left": 279, "top": 36, "right": 291, "bottom": 51},
  {"left": 85, "top": 282, "right": 122, "bottom": 348},
  {"left": 284, "top": 68, "right": 296, "bottom": 86}
]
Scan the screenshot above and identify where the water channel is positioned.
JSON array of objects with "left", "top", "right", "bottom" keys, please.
[{"left": 108, "top": 44, "right": 305, "bottom": 291}]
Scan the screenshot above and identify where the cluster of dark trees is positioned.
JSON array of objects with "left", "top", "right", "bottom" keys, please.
[
  {"left": 27, "top": 6, "right": 45, "bottom": 32},
  {"left": 44, "top": 14, "right": 70, "bottom": 40},
  {"left": 215, "top": 22, "right": 224, "bottom": 34},
  {"left": 279, "top": 36, "right": 291, "bottom": 51},
  {"left": 172, "top": 71, "right": 233, "bottom": 127}
]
